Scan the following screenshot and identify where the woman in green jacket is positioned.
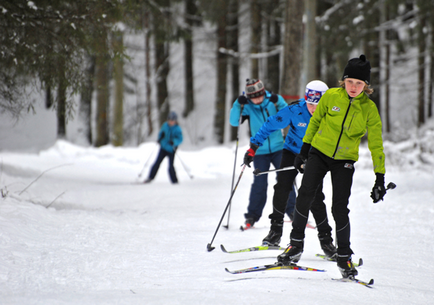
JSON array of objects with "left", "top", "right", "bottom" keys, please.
[{"left": 277, "top": 55, "right": 387, "bottom": 279}]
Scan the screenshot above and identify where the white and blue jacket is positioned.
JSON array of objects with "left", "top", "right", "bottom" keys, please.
[{"left": 250, "top": 99, "right": 312, "bottom": 155}]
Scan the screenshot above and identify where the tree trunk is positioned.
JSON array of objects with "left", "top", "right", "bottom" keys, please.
[
  {"left": 214, "top": 5, "right": 228, "bottom": 144},
  {"left": 429, "top": 20, "right": 434, "bottom": 119},
  {"left": 266, "top": 0, "right": 281, "bottom": 93},
  {"left": 112, "top": 32, "right": 124, "bottom": 147},
  {"left": 303, "top": 0, "right": 317, "bottom": 85},
  {"left": 56, "top": 61, "right": 67, "bottom": 139},
  {"left": 228, "top": 0, "right": 240, "bottom": 141},
  {"left": 183, "top": 0, "right": 197, "bottom": 118},
  {"left": 417, "top": 8, "right": 426, "bottom": 127},
  {"left": 80, "top": 55, "right": 95, "bottom": 144},
  {"left": 281, "top": 0, "right": 303, "bottom": 102},
  {"left": 143, "top": 8, "right": 153, "bottom": 140},
  {"left": 46, "top": 87, "right": 53, "bottom": 109},
  {"left": 95, "top": 32, "right": 110, "bottom": 147},
  {"left": 154, "top": 4, "right": 171, "bottom": 127},
  {"left": 251, "top": 0, "right": 261, "bottom": 77},
  {"left": 379, "top": 0, "right": 391, "bottom": 133}
]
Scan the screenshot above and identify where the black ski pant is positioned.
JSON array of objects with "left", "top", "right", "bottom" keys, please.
[
  {"left": 290, "top": 147, "right": 355, "bottom": 256},
  {"left": 148, "top": 148, "right": 178, "bottom": 183},
  {"left": 272, "top": 149, "right": 332, "bottom": 236}
]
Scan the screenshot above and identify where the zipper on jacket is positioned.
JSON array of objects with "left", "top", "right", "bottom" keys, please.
[{"left": 332, "top": 97, "right": 353, "bottom": 158}]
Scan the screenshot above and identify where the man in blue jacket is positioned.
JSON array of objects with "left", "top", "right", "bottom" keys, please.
[
  {"left": 145, "top": 111, "right": 183, "bottom": 184},
  {"left": 230, "top": 78, "right": 295, "bottom": 229},
  {"left": 244, "top": 80, "right": 337, "bottom": 260}
]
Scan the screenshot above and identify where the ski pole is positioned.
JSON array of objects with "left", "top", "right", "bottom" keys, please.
[
  {"left": 253, "top": 166, "right": 296, "bottom": 176},
  {"left": 207, "top": 164, "right": 247, "bottom": 252},
  {"left": 175, "top": 150, "right": 194, "bottom": 179},
  {"left": 138, "top": 143, "right": 159, "bottom": 178},
  {"left": 223, "top": 103, "right": 244, "bottom": 229}
]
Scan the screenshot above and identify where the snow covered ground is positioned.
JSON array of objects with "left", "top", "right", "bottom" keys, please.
[{"left": 1, "top": 139, "right": 434, "bottom": 304}]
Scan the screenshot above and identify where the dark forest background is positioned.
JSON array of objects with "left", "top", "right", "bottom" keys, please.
[{"left": 1, "top": 0, "right": 433, "bottom": 147}]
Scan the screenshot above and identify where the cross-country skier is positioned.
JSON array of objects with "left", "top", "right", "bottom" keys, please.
[
  {"left": 229, "top": 79, "right": 296, "bottom": 229},
  {"left": 144, "top": 111, "right": 183, "bottom": 184},
  {"left": 278, "top": 55, "right": 386, "bottom": 279}
]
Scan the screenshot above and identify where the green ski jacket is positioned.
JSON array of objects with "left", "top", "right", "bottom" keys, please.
[{"left": 303, "top": 87, "right": 385, "bottom": 174}]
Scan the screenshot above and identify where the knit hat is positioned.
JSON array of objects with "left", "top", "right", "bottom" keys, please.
[
  {"left": 305, "top": 80, "right": 329, "bottom": 104},
  {"left": 167, "top": 111, "right": 178, "bottom": 121},
  {"left": 342, "top": 54, "right": 371, "bottom": 85},
  {"left": 245, "top": 79, "right": 265, "bottom": 98}
]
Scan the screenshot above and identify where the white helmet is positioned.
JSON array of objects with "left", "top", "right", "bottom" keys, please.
[{"left": 305, "top": 80, "right": 329, "bottom": 104}]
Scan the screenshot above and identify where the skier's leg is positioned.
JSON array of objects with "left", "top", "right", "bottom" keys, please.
[
  {"left": 245, "top": 153, "right": 272, "bottom": 222},
  {"left": 330, "top": 160, "right": 355, "bottom": 256},
  {"left": 148, "top": 148, "right": 166, "bottom": 180},
  {"left": 168, "top": 151, "right": 178, "bottom": 183}
]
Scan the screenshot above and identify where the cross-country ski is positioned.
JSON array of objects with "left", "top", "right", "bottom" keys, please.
[{"left": 220, "top": 244, "right": 284, "bottom": 253}]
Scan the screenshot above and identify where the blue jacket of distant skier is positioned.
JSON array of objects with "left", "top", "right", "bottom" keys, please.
[
  {"left": 229, "top": 91, "right": 287, "bottom": 155},
  {"left": 158, "top": 122, "right": 183, "bottom": 153},
  {"left": 250, "top": 99, "right": 312, "bottom": 155}
]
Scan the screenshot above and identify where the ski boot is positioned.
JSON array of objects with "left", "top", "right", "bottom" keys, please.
[
  {"left": 318, "top": 232, "right": 337, "bottom": 260},
  {"left": 262, "top": 220, "right": 283, "bottom": 246},
  {"left": 277, "top": 240, "right": 303, "bottom": 265},
  {"left": 337, "top": 254, "right": 358, "bottom": 278},
  {"left": 244, "top": 218, "right": 255, "bottom": 229}
]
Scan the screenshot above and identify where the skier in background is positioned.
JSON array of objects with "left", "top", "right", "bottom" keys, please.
[
  {"left": 244, "top": 80, "right": 336, "bottom": 260},
  {"left": 278, "top": 55, "right": 386, "bottom": 279},
  {"left": 229, "top": 78, "right": 296, "bottom": 229},
  {"left": 144, "top": 111, "right": 183, "bottom": 184}
]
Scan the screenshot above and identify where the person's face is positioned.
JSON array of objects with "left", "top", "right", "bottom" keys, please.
[
  {"left": 306, "top": 103, "right": 318, "bottom": 115},
  {"left": 344, "top": 78, "right": 365, "bottom": 97},
  {"left": 168, "top": 119, "right": 176, "bottom": 126},
  {"left": 250, "top": 95, "right": 264, "bottom": 105}
]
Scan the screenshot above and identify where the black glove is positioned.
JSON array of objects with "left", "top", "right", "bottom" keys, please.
[
  {"left": 243, "top": 143, "right": 259, "bottom": 167},
  {"left": 371, "top": 173, "right": 386, "bottom": 203},
  {"left": 270, "top": 93, "right": 278, "bottom": 104},
  {"left": 294, "top": 143, "right": 311, "bottom": 173},
  {"left": 169, "top": 140, "right": 174, "bottom": 146},
  {"left": 238, "top": 95, "right": 248, "bottom": 105}
]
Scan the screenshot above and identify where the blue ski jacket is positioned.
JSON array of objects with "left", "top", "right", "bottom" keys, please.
[
  {"left": 250, "top": 99, "right": 312, "bottom": 155},
  {"left": 230, "top": 91, "right": 287, "bottom": 155},
  {"left": 158, "top": 122, "right": 183, "bottom": 153}
]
